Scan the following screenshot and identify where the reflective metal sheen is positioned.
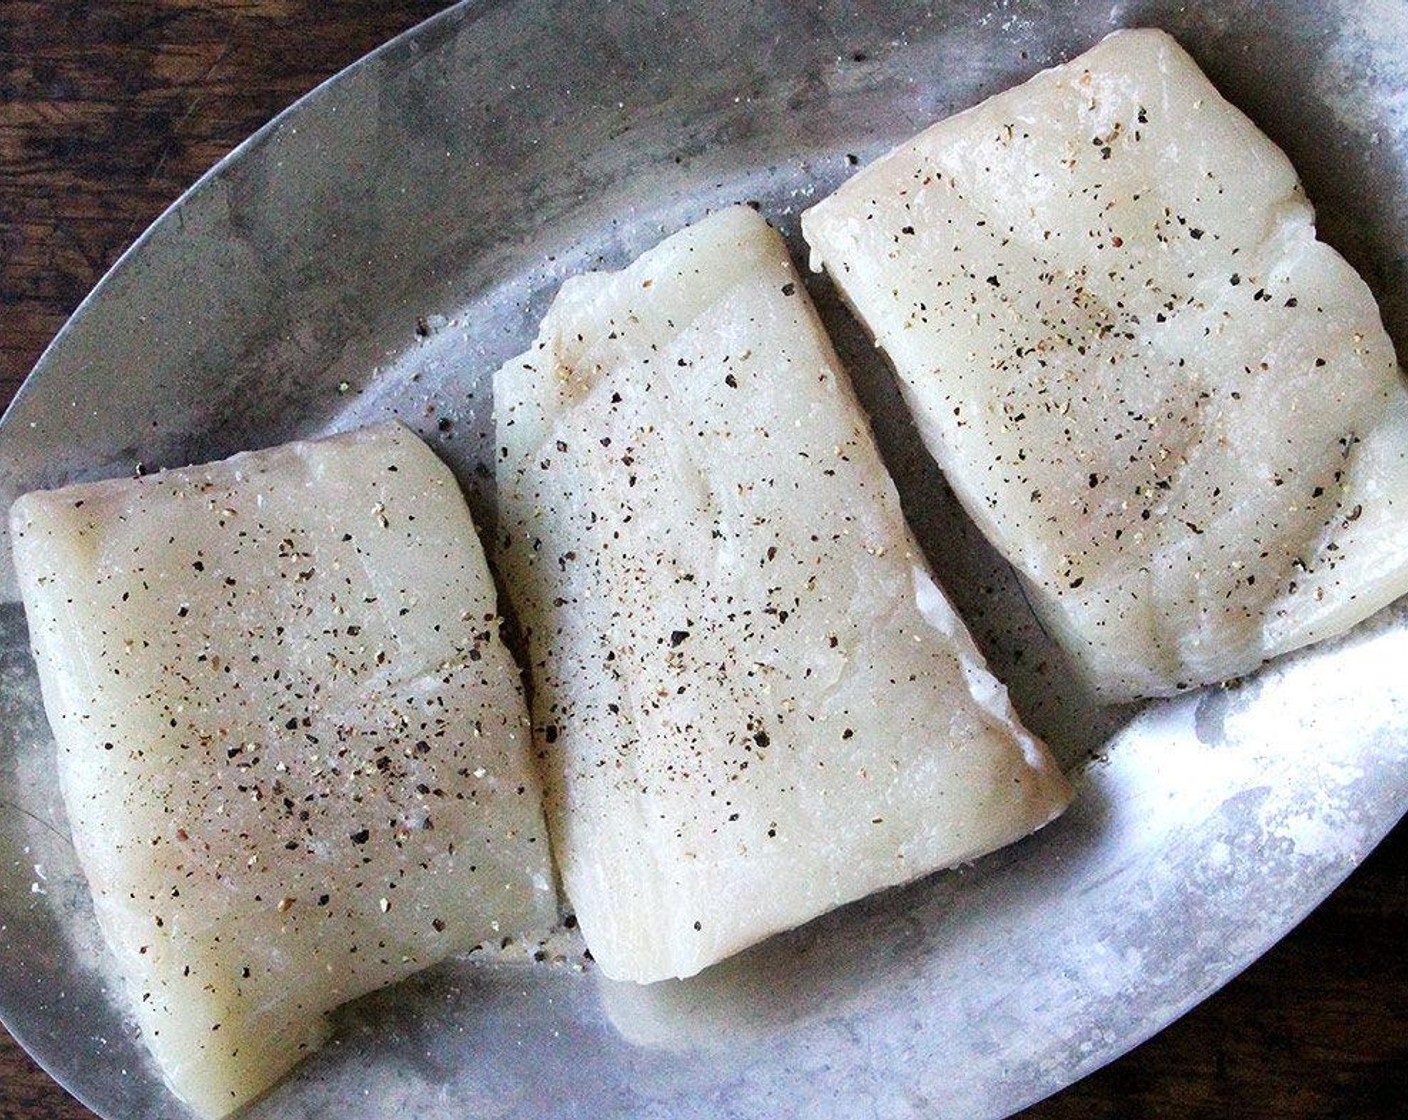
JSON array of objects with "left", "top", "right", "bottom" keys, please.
[{"left": 0, "top": 3, "right": 1404, "bottom": 1118}]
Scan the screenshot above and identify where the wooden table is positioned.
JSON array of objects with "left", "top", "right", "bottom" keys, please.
[{"left": 0, "top": 4, "right": 1404, "bottom": 1117}]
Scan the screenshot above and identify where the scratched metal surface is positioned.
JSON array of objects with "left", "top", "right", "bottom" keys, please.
[{"left": 0, "top": 2, "right": 1404, "bottom": 1118}]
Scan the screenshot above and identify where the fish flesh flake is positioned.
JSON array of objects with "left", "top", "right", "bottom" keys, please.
[
  {"left": 495, "top": 206, "right": 1070, "bottom": 983},
  {"left": 802, "top": 28, "right": 1408, "bottom": 700},
  {"left": 10, "top": 423, "right": 555, "bottom": 1117}
]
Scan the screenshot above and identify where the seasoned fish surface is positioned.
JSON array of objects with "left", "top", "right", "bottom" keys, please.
[
  {"left": 803, "top": 28, "right": 1408, "bottom": 700},
  {"left": 496, "top": 206, "right": 1070, "bottom": 984},
  {"left": 11, "top": 423, "right": 554, "bottom": 1118}
]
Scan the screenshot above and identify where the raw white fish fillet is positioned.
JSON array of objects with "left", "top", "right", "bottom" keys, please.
[
  {"left": 10, "top": 423, "right": 555, "bottom": 1118},
  {"left": 802, "top": 28, "right": 1408, "bottom": 700},
  {"left": 495, "top": 205, "right": 1070, "bottom": 984}
]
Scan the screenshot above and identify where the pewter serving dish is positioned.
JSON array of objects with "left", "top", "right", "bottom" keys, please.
[{"left": 1, "top": 3, "right": 1404, "bottom": 1117}]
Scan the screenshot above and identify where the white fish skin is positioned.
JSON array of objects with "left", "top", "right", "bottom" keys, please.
[
  {"left": 495, "top": 205, "right": 1070, "bottom": 985},
  {"left": 10, "top": 423, "right": 555, "bottom": 1118},
  {"left": 802, "top": 28, "right": 1408, "bottom": 701}
]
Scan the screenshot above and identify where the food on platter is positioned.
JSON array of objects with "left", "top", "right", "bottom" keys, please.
[
  {"left": 495, "top": 205, "right": 1070, "bottom": 984},
  {"left": 802, "top": 28, "right": 1408, "bottom": 700},
  {"left": 10, "top": 423, "right": 555, "bottom": 1117}
]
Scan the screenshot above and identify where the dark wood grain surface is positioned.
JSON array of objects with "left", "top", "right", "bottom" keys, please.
[{"left": 0, "top": 3, "right": 1404, "bottom": 1118}]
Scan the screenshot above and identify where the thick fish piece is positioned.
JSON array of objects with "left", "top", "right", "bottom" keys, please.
[
  {"left": 11, "top": 423, "right": 555, "bottom": 1118},
  {"left": 495, "top": 205, "right": 1070, "bottom": 984},
  {"left": 802, "top": 28, "right": 1408, "bottom": 701}
]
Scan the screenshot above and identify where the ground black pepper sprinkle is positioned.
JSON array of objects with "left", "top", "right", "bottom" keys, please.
[
  {"left": 801, "top": 27, "right": 1408, "bottom": 700},
  {"left": 495, "top": 204, "right": 1068, "bottom": 982},
  {"left": 11, "top": 424, "right": 555, "bottom": 1106}
]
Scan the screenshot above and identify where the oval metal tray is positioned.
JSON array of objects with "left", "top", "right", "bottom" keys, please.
[{"left": 1, "top": 3, "right": 1404, "bottom": 1118}]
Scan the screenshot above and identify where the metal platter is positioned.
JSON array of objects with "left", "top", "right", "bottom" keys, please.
[{"left": 0, "top": 2, "right": 1404, "bottom": 1117}]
